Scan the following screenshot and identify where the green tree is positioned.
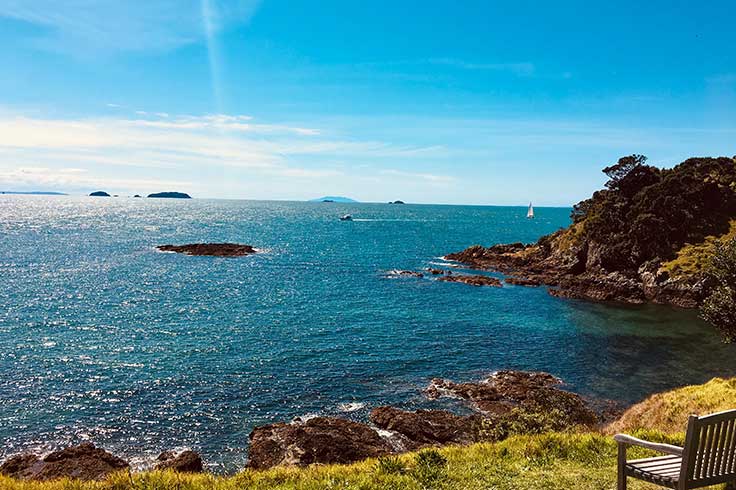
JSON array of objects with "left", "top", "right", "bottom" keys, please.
[{"left": 701, "top": 238, "right": 736, "bottom": 343}]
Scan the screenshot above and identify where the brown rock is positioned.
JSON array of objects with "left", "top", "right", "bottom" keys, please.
[
  {"left": 370, "top": 407, "right": 482, "bottom": 447},
  {"left": 0, "top": 442, "right": 129, "bottom": 481},
  {"left": 504, "top": 276, "right": 541, "bottom": 286},
  {"left": 247, "top": 417, "right": 392, "bottom": 469},
  {"left": 157, "top": 243, "right": 256, "bottom": 257},
  {"left": 425, "top": 370, "right": 597, "bottom": 426},
  {"left": 438, "top": 274, "right": 502, "bottom": 287},
  {"left": 426, "top": 268, "right": 447, "bottom": 275},
  {"left": 154, "top": 450, "right": 203, "bottom": 473}
]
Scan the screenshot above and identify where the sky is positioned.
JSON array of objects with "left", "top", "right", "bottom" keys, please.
[{"left": 0, "top": 0, "right": 734, "bottom": 205}]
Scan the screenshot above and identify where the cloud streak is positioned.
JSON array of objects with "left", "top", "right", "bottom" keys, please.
[{"left": 0, "top": 0, "right": 261, "bottom": 55}]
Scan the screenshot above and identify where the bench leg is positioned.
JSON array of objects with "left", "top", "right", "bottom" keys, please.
[{"left": 617, "top": 442, "right": 627, "bottom": 490}]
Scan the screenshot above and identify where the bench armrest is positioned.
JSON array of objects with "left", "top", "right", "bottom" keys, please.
[{"left": 614, "top": 434, "right": 684, "bottom": 456}]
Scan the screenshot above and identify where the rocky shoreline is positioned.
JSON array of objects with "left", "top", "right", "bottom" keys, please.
[
  {"left": 0, "top": 370, "right": 608, "bottom": 481},
  {"left": 445, "top": 243, "right": 703, "bottom": 308}
]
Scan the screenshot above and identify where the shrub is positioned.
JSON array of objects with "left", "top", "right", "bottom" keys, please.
[{"left": 701, "top": 237, "right": 736, "bottom": 342}]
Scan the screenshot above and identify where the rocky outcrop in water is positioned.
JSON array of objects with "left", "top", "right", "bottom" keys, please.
[
  {"left": 245, "top": 370, "right": 598, "bottom": 469},
  {"left": 0, "top": 443, "right": 129, "bottom": 481},
  {"left": 89, "top": 191, "right": 110, "bottom": 197},
  {"left": 370, "top": 407, "right": 484, "bottom": 448},
  {"left": 437, "top": 274, "right": 502, "bottom": 287},
  {"left": 384, "top": 269, "right": 424, "bottom": 278},
  {"left": 247, "top": 417, "right": 392, "bottom": 469},
  {"left": 154, "top": 450, "right": 203, "bottom": 473},
  {"left": 425, "top": 370, "right": 597, "bottom": 425},
  {"left": 157, "top": 243, "right": 256, "bottom": 257}
]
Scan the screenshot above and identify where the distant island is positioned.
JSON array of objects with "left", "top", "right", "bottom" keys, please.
[
  {"left": 89, "top": 191, "right": 111, "bottom": 197},
  {"left": 389, "top": 200, "right": 405, "bottom": 204},
  {"left": 147, "top": 192, "right": 192, "bottom": 199},
  {"left": 1, "top": 191, "right": 67, "bottom": 195},
  {"left": 310, "top": 196, "right": 357, "bottom": 203}
]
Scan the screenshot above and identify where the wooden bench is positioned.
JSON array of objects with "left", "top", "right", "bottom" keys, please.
[{"left": 615, "top": 409, "right": 736, "bottom": 489}]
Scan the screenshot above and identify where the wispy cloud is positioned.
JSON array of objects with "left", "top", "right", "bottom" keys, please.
[
  {"left": 0, "top": 0, "right": 261, "bottom": 55},
  {"left": 426, "top": 58, "right": 536, "bottom": 77},
  {"left": 380, "top": 169, "right": 456, "bottom": 184},
  {"left": 0, "top": 112, "right": 449, "bottom": 195}
]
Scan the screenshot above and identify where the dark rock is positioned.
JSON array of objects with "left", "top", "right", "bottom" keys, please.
[
  {"left": 370, "top": 407, "right": 483, "bottom": 447},
  {"left": 426, "top": 268, "right": 447, "bottom": 275},
  {"left": 154, "top": 450, "right": 203, "bottom": 473},
  {"left": 438, "top": 274, "right": 502, "bottom": 287},
  {"left": 0, "top": 442, "right": 129, "bottom": 481},
  {"left": 425, "top": 370, "right": 597, "bottom": 426},
  {"left": 389, "top": 200, "right": 405, "bottom": 204},
  {"left": 157, "top": 243, "right": 256, "bottom": 257},
  {"left": 89, "top": 191, "right": 110, "bottom": 197},
  {"left": 147, "top": 192, "right": 192, "bottom": 199},
  {"left": 247, "top": 417, "right": 392, "bottom": 469},
  {"left": 504, "top": 276, "right": 541, "bottom": 286},
  {"left": 133, "top": 194, "right": 142, "bottom": 198}
]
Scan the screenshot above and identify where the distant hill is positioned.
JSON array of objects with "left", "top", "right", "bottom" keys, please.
[
  {"left": 89, "top": 191, "right": 111, "bottom": 197},
  {"left": 148, "top": 192, "right": 192, "bottom": 199},
  {"left": 1, "top": 191, "right": 67, "bottom": 195},
  {"left": 310, "top": 196, "right": 357, "bottom": 203}
]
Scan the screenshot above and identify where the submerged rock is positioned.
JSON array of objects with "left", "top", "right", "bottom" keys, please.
[
  {"left": 0, "top": 442, "right": 129, "bottom": 481},
  {"left": 157, "top": 243, "right": 256, "bottom": 257},
  {"left": 154, "top": 450, "right": 203, "bottom": 473},
  {"left": 384, "top": 269, "right": 424, "bottom": 278},
  {"left": 437, "top": 274, "right": 502, "bottom": 287},
  {"left": 247, "top": 417, "right": 392, "bottom": 469}
]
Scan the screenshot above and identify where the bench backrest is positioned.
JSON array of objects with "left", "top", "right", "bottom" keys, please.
[{"left": 680, "top": 409, "right": 736, "bottom": 488}]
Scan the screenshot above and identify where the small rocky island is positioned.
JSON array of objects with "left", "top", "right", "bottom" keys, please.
[
  {"left": 89, "top": 191, "right": 110, "bottom": 197},
  {"left": 147, "top": 191, "right": 192, "bottom": 199},
  {"left": 157, "top": 243, "right": 256, "bottom": 257}
]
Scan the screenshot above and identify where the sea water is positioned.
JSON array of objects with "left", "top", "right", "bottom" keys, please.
[{"left": 1, "top": 196, "right": 734, "bottom": 471}]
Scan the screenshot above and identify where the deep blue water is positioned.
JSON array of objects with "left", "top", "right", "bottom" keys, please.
[{"left": 1, "top": 196, "right": 735, "bottom": 471}]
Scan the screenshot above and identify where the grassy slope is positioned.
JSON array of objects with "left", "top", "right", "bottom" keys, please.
[{"left": 2, "top": 378, "right": 735, "bottom": 490}]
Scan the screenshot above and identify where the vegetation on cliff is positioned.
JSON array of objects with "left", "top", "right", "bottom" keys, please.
[
  {"left": 447, "top": 155, "right": 736, "bottom": 340},
  {"left": 2, "top": 377, "right": 734, "bottom": 489},
  {"left": 701, "top": 238, "right": 736, "bottom": 342},
  {"left": 569, "top": 155, "right": 736, "bottom": 273}
]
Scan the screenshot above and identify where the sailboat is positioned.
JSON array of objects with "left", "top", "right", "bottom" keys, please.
[{"left": 526, "top": 202, "right": 534, "bottom": 219}]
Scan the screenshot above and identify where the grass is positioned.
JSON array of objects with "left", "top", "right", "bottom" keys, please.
[
  {"left": 607, "top": 377, "right": 736, "bottom": 435},
  {"left": 661, "top": 220, "right": 736, "bottom": 279},
  {"left": 2, "top": 378, "right": 735, "bottom": 490}
]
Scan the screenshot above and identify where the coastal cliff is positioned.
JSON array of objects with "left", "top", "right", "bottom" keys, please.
[{"left": 448, "top": 156, "right": 736, "bottom": 309}]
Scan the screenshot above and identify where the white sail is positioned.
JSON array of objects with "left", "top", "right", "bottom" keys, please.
[{"left": 527, "top": 202, "right": 534, "bottom": 218}]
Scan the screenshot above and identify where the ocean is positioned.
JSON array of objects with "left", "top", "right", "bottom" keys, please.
[{"left": 1, "top": 195, "right": 734, "bottom": 471}]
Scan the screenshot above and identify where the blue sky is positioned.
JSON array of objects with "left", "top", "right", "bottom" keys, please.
[{"left": 0, "top": 0, "right": 734, "bottom": 204}]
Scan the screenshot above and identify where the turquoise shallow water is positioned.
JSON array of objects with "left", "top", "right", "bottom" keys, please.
[{"left": 1, "top": 196, "right": 735, "bottom": 471}]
